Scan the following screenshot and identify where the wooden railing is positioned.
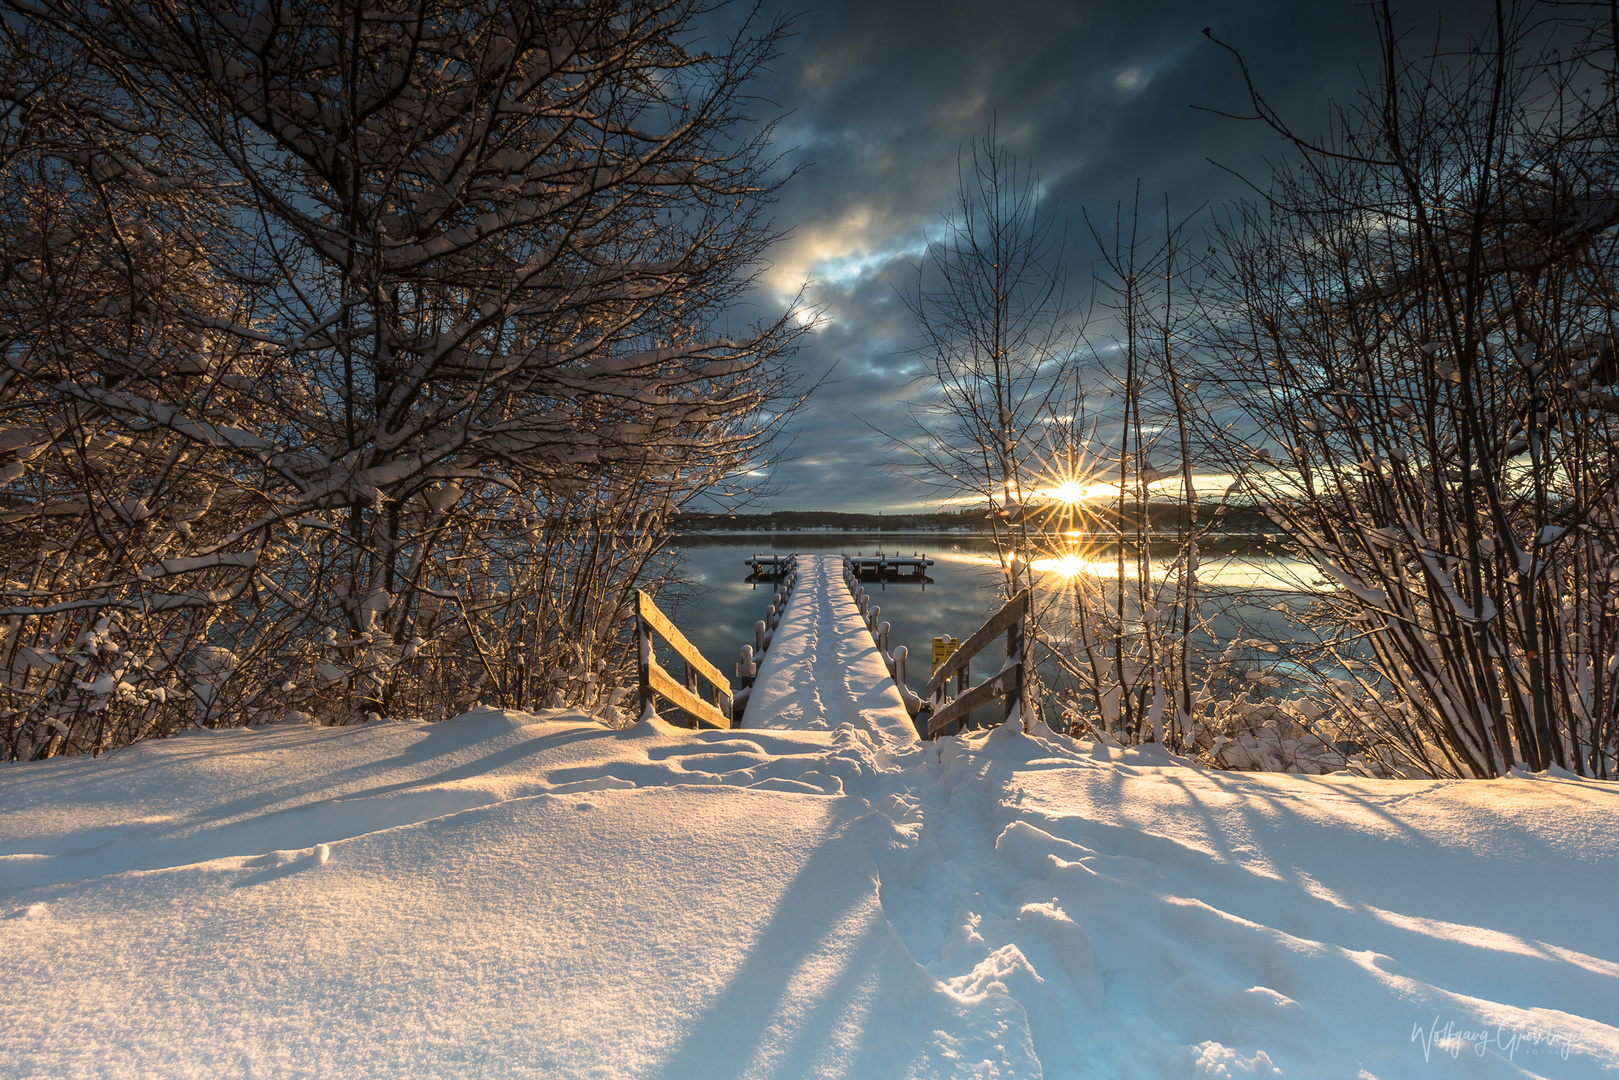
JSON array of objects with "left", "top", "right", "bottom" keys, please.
[
  {"left": 636, "top": 590, "right": 733, "bottom": 729},
  {"left": 919, "top": 588, "right": 1030, "bottom": 739}
]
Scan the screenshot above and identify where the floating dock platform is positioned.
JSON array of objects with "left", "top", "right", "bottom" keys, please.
[
  {"left": 744, "top": 553, "right": 796, "bottom": 576},
  {"left": 846, "top": 552, "right": 934, "bottom": 577}
]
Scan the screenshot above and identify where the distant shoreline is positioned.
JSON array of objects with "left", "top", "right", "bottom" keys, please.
[
  {"left": 672, "top": 505, "right": 1276, "bottom": 535},
  {"left": 671, "top": 529, "right": 1283, "bottom": 547}
]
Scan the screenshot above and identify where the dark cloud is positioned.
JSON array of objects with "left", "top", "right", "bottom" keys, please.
[{"left": 732, "top": 0, "right": 1455, "bottom": 510}]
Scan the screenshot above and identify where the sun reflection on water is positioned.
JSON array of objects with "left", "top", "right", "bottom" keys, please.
[
  {"left": 1030, "top": 554, "right": 1098, "bottom": 577},
  {"left": 932, "top": 546, "right": 1318, "bottom": 591}
]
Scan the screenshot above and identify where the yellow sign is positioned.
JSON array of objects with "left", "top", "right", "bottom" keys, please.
[{"left": 931, "top": 636, "right": 960, "bottom": 675}]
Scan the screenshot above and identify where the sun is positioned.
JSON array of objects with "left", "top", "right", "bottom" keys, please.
[{"left": 1041, "top": 479, "right": 1092, "bottom": 503}]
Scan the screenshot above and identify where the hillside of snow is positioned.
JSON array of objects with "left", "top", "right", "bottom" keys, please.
[{"left": 3, "top": 709, "right": 1616, "bottom": 1079}]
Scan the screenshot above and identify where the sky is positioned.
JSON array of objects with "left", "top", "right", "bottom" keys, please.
[{"left": 709, "top": 0, "right": 1459, "bottom": 512}]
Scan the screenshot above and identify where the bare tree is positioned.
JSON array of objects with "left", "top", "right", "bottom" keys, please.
[
  {"left": 895, "top": 130, "right": 1083, "bottom": 578},
  {"left": 1202, "top": 0, "right": 1619, "bottom": 778},
  {"left": 1041, "top": 199, "right": 1217, "bottom": 751},
  {"left": 890, "top": 138, "right": 1269, "bottom": 752},
  {"left": 888, "top": 128, "right": 1087, "bottom": 726},
  {"left": 0, "top": 0, "right": 804, "bottom": 759},
  {"left": 1028, "top": 196, "right": 1310, "bottom": 766}
]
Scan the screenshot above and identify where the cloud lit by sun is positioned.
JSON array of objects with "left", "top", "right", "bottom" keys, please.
[{"left": 763, "top": 203, "right": 928, "bottom": 301}]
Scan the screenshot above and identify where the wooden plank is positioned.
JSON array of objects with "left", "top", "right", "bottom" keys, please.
[
  {"left": 637, "top": 617, "right": 653, "bottom": 722},
  {"left": 925, "top": 663, "right": 1022, "bottom": 738},
  {"left": 1002, "top": 615, "right": 1026, "bottom": 724},
  {"left": 922, "top": 589, "right": 1030, "bottom": 700},
  {"left": 637, "top": 590, "right": 730, "bottom": 696},
  {"left": 647, "top": 659, "right": 732, "bottom": 729}
]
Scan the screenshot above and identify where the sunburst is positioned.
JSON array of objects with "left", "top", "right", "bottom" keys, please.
[{"left": 1039, "top": 478, "right": 1093, "bottom": 504}]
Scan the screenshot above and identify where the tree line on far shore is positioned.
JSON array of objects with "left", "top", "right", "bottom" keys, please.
[{"left": 669, "top": 505, "right": 1280, "bottom": 534}]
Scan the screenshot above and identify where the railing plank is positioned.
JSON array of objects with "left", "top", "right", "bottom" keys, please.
[
  {"left": 637, "top": 590, "right": 730, "bottom": 696},
  {"left": 647, "top": 658, "right": 732, "bottom": 729},
  {"left": 922, "top": 588, "right": 1030, "bottom": 701},
  {"left": 925, "top": 663, "right": 1022, "bottom": 737}
]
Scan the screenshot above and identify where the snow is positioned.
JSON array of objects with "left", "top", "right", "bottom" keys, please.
[
  {"left": 3, "top": 708, "right": 1618, "bottom": 1078},
  {"left": 745, "top": 555, "right": 918, "bottom": 741}
]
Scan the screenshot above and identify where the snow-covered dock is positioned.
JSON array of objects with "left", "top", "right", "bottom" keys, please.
[{"left": 743, "top": 555, "right": 916, "bottom": 741}]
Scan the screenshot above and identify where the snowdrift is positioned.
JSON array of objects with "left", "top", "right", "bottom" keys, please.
[{"left": 2, "top": 709, "right": 1616, "bottom": 1078}]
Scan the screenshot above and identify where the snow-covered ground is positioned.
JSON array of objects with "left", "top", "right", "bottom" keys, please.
[{"left": 3, "top": 707, "right": 1616, "bottom": 1079}]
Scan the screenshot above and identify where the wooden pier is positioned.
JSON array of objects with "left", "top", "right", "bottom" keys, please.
[
  {"left": 741, "top": 555, "right": 918, "bottom": 739},
  {"left": 634, "top": 551, "right": 1026, "bottom": 741}
]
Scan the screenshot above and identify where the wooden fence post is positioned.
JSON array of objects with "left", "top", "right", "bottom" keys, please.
[
  {"left": 1003, "top": 592, "right": 1026, "bottom": 727},
  {"left": 637, "top": 605, "right": 654, "bottom": 722}
]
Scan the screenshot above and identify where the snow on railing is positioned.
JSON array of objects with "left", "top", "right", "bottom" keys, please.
[
  {"left": 917, "top": 588, "right": 1032, "bottom": 739},
  {"left": 841, "top": 557, "right": 923, "bottom": 718},
  {"left": 731, "top": 554, "right": 798, "bottom": 721}
]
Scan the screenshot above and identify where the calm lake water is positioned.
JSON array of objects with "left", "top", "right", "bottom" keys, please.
[{"left": 659, "top": 532, "right": 1323, "bottom": 707}]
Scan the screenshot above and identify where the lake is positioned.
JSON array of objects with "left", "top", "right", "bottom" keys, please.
[{"left": 659, "top": 532, "right": 1324, "bottom": 713}]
